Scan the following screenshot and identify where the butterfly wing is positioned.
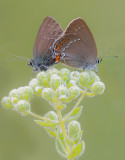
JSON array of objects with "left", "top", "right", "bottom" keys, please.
[
  {"left": 33, "top": 16, "right": 63, "bottom": 58},
  {"left": 54, "top": 18, "right": 97, "bottom": 68}
]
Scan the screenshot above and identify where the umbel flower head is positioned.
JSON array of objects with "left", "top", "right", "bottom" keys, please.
[
  {"left": 1, "top": 68, "right": 105, "bottom": 160},
  {"left": 1, "top": 68, "right": 105, "bottom": 112}
]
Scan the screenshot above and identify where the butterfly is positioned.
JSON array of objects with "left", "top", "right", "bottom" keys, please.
[
  {"left": 29, "top": 16, "right": 101, "bottom": 72},
  {"left": 53, "top": 17, "right": 101, "bottom": 72},
  {"left": 28, "top": 16, "right": 63, "bottom": 71}
]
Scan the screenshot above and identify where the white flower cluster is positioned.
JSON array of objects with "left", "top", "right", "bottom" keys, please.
[{"left": 1, "top": 68, "right": 105, "bottom": 114}]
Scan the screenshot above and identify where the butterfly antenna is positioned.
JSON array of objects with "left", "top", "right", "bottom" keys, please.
[
  {"left": 99, "top": 55, "right": 119, "bottom": 59},
  {"left": 9, "top": 53, "right": 30, "bottom": 61},
  {"left": 99, "top": 45, "right": 114, "bottom": 57},
  {"left": 98, "top": 45, "right": 119, "bottom": 60}
]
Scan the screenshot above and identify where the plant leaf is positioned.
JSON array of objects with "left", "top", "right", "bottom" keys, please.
[
  {"left": 68, "top": 141, "right": 85, "bottom": 159},
  {"left": 65, "top": 137, "right": 74, "bottom": 147},
  {"left": 74, "top": 130, "right": 83, "bottom": 144},
  {"left": 64, "top": 106, "right": 83, "bottom": 121},
  {"left": 56, "top": 133, "right": 67, "bottom": 157},
  {"left": 35, "top": 120, "right": 59, "bottom": 127},
  {"left": 45, "top": 128, "right": 57, "bottom": 137}
]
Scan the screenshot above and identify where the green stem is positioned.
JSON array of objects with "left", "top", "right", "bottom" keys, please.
[
  {"left": 29, "top": 111, "right": 58, "bottom": 122},
  {"left": 56, "top": 108, "right": 71, "bottom": 160},
  {"left": 64, "top": 93, "right": 85, "bottom": 121}
]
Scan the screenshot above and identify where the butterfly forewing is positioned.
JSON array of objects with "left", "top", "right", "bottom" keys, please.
[
  {"left": 33, "top": 16, "right": 63, "bottom": 57},
  {"left": 65, "top": 18, "right": 97, "bottom": 58},
  {"left": 54, "top": 18, "right": 97, "bottom": 68}
]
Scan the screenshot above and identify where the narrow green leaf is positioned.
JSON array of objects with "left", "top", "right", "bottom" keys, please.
[
  {"left": 74, "top": 130, "right": 83, "bottom": 144},
  {"left": 45, "top": 128, "right": 57, "bottom": 137},
  {"left": 68, "top": 141, "right": 85, "bottom": 159},
  {"left": 35, "top": 120, "right": 59, "bottom": 127},
  {"left": 56, "top": 133, "right": 67, "bottom": 157},
  {"left": 64, "top": 106, "right": 83, "bottom": 122},
  {"left": 65, "top": 137, "right": 74, "bottom": 147}
]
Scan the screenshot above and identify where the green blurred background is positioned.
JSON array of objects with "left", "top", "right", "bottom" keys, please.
[{"left": 0, "top": 0, "right": 125, "bottom": 160}]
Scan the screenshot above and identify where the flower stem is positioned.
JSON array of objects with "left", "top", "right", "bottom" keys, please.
[
  {"left": 29, "top": 111, "right": 58, "bottom": 122},
  {"left": 64, "top": 93, "right": 85, "bottom": 121},
  {"left": 56, "top": 108, "right": 71, "bottom": 160}
]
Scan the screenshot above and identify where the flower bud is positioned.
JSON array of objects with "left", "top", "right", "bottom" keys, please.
[
  {"left": 88, "top": 72, "right": 100, "bottom": 85},
  {"left": 34, "top": 86, "right": 44, "bottom": 95},
  {"left": 91, "top": 81, "right": 105, "bottom": 94},
  {"left": 65, "top": 86, "right": 80, "bottom": 102},
  {"left": 29, "top": 78, "right": 40, "bottom": 90},
  {"left": 67, "top": 80, "right": 77, "bottom": 88},
  {"left": 68, "top": 120, "right": 81, "bottom": 139},
  {"left": 55, "top": 86, "right": 68, "bottom": 101},
  {"left": 1, "top": 97, "right": 14, "bottom": 109},
  {"left": 15, "top": 100, "right": 30, "bottom": 115},
  {"left": 70, "top": 71, "right": 80, "bottom": 83},
  {"left": 60, "top": 68, "right": 70, "bottom": 82},
  {"left": 44, "top": 111, "right": 58, "bottom": 121},
  {"left": 36, "top": 72, "right": 49, "bottom": 87},
  {"left": 47, "top": 68, "right": 60, "bottom": 80},
  {"left": 50, "top": 75, "right": 64, "bottom": 90},
  {"left": 9, "top": 89, "right": 20, "bottom": 103},
  {"left": 42, "top": 88, "right": 54, "bottom": 102},
  {"left": 79, "top": 72, "right": 90, "bottom": 87},
  {"left": 18, "top": 86, "right": 33, "bottom": 101}
]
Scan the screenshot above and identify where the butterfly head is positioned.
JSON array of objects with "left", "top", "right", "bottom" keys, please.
[
  {"left": 28, "top": 55, "right": 55, "bottom": 71},
  {"left": 96, "top": 57, "right": 102, "bottom": 65}
]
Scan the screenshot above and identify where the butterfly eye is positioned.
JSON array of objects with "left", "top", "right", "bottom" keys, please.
[{"left": 28, "top": 60, "right": 33, "bottom": 67}]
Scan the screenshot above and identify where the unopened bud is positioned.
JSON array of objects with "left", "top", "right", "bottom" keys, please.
[
  {"left": 67, "top": 80, "right": 77, "bottom": 88},
  {"left": 70, "top": 71, "right": 80, "bottom": 83},
  {"left": 15, "top": 100, "right": 30, "bottom": 115},
  {"left": 18, "top": 86, "right": 33, "bottom": 101},
  {"left": 50, "top": 75, "right": 64, "bottom": 90},
  {"left": 79, "top": 72, "right": 90, "bottom": 87},
  {"left": 55, "top": 86, "right": 68, "bottom": 101},
  {"left": 88, "top": 72, "right": 100, "bottom": 85},
  {"left": 9, "top": 89, "right": 20, "bottom": 103},
  {"left": 36, "top": 72, "right": 49, "bottom": 87},
  {"left": 60, "top": 68, "right": 70, "bottom": 82},
  {"left": 91, "top": 81, "right": 105, "bottom": 94},
  {"left": 29, "top": 78, "right": 40, "bottom": 90},
  {"left": 47, "top": 68, "right": 60, "bottom": 80},
  {"left": 1, "top": 97, "right": 14, "bottom": 109},
  {"left": 42, "top": 88, "right": 54, "bottom": 102},
  {"left": 66, "top": 86, "right": 80, "bottom": 102}
]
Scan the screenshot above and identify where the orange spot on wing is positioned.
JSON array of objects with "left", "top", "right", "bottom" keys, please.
[
  {"left": 60, "top": 42, "right": 63, "bottom": 45},
  {"left": 55, "top": 57, "right": 59, "bottom": 61},
  {"left": 56, "top": 46, "right": 60, "bottom": 50},
  {"left": 55, "top": 52, "right": 61, "bottom": 62},
  {"left": 63, "top": 40, "right": 66, "bottom": 42}
]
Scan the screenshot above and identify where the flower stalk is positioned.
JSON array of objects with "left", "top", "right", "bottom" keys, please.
[{"left": 56, "top": 108, "right": 71, "bottom": 158}]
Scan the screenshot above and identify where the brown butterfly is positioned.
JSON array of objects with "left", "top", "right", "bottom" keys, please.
[
  {"left": 29, "top": 16, "right": 101, "bottom": 72},
  {"left": 53, "top": 17, "right": 101, "bottom": 72},
  {"left": 28, "top": 16, "right": 63, "bottom": 71}
]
